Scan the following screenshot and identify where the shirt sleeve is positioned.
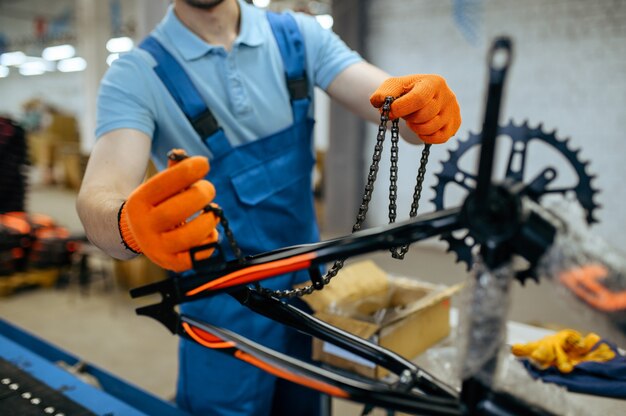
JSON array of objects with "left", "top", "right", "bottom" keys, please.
[
  {"left": 95, "top": 51, "right": 157, "bottom": 140},
  {"left": 291, "top": 12, "right": 364, "bottom": 91}
]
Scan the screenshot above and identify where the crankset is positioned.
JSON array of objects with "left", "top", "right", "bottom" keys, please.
[{"left": 431, "top": 120, "right": 600, "bottom": 282}]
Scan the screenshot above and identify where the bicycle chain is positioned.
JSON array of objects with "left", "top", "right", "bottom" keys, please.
[
  {"left": 388, "top": 119, "right": 431, "bottom": 259},
  {"left": 213, "top": 97, "right": 431, "bottom": 299},
  {"left": 203, "top": 204, "right": 245, "bottom": 265}
]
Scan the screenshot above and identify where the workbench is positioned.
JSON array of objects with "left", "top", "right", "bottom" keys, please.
[{"left": 0, "top": 319, "right": 189, "bottom": 416}]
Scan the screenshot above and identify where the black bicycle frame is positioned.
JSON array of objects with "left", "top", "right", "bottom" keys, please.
[{"left": 131, "top": 37, "right": 561, "bottom": 415}]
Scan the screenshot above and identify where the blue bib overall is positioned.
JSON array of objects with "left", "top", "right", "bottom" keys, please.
[{"left": 141, "top": 12, "right": 321, "bottom": 416}]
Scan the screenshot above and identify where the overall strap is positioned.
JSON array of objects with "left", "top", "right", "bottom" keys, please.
[
  {"left": 266, "top": 12, "right": 310, "bottom": 121},
  {"left": 139, "top": 14, "right": 309, "bottom": 150},
  {"left": 139, "top": 36, "right": 220, "bottom": 141}
]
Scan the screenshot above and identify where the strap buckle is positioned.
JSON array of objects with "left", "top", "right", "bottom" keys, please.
[
  {"left": 287, "top": 76, "right": 309, "bottom": 100},
  {"left": 191, "top": 110, "right": 220, "bottom": 139}
]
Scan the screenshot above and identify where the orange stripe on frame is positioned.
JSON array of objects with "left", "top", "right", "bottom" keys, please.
[
  {"left": 186, "top": 252, "right": 316, "bottom": 296},
  {"left": 182, "top": 322, "right": 236, "bottom": 349},
  {"left": 234, "top": 350, "right": 349, "bottom": 398}
]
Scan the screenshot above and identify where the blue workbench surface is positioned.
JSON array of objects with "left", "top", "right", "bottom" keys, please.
[{"left": 0, "top": 318, "right": 189, "bottom": 416}]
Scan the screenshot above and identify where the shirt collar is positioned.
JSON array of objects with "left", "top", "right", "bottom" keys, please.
[
  {"left": 158, "top": 0, "right": 264, "bottom": 61},
  {"left": 237, "top": 0, "right": 264, "bottom": 48}
]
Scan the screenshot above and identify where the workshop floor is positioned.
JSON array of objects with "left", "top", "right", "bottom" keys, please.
[{"left": 1, "top": 184, "right": 624, "bottom": 415}]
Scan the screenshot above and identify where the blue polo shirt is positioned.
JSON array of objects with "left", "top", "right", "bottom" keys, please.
[{"left": 96, "top": 1, "right": 362, "bottom": 170}]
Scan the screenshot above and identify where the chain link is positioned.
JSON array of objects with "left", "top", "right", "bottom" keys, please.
[
  {"left": 256, "top": 98, "right": 397, "bottom": 298},
  {"left": 389, "top": 142, "right": 431, "bottom": 259},
  {"left": 211, "top": 97, "right": 431, "bottom": 299},
  {"left": 203, "top": 205, "right": 245, "bottom": 265}
]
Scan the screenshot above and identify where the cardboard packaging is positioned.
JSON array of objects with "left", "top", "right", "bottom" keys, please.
[
  {"left": 114, "top": 257, "right": 166, "bottom": 289},
  {"left": 303, "top": 260, "right": 461, "bottom": 379}
]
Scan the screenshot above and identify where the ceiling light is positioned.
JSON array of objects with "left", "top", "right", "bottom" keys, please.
[
  {"left": 106, "top": 53, "right": 120, "bottom": 66},
  {"left": 315, "top": 14, "right": 334, "bottom": 30},
  {"left": 253, "top": 0, "right": 271, "bottom": 8},
  {"left": 19, "top": 60, "right": 48, "bottom": 76},
  {"left": 58, "top": 57, "right": 87, "bottom": 72},
  {"left": 0, "top": 66, "right": 9, "bottom": 78},
  {"left": 106, "top": 37, "right": 134, "bottom": 53},
  {"left": 18, "top": 57, "right": 54, "bottom": 76},
  {"left": 0, "top": 51, "right": 26, "bottom": 67},
  {"left": 42, "top": 44, "right": 76, "bottom": 61}
]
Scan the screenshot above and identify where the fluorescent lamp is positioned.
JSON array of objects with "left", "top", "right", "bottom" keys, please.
[
  {"left": 0, "top": 51, "right": 26, "bottom": 66},
  {"left": 106, "top": 37, "right": 134, "bottom": 53},
  {"left": 0, "top": 66, "right": 9, "bottom": 78},
  {"left": 315, "top": 14, "right": 334, "bottom": 30},
  {"left": 58, "top": 57, "right": 87, "bottom": 72},
  {"left": 19, "top": 60, "right": 47, "bottom": 76},
  {"left": 42, "top": 44, "right": 76, "bottom": 61},
  {"left": 106, "top": 53, "right": 120, "bottom": 66},
  {"left": 253, "top": 0, "right": 271, "bottom": 7}
]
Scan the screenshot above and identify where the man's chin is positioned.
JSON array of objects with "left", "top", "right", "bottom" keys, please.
[{"left": 182, "top": 0, "right": 226, "bottom": 10}]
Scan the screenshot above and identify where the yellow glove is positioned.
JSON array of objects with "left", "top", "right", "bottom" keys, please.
[{"left": 511, "top": 329, "right": 615, "bottom": 373}]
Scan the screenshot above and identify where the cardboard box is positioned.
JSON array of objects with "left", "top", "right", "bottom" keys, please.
[
  {"left": 59, "top": 144, "right": 88, "bottom": 191},
  {"left": 114, "top": 256, "right": 167, "bottom": 289},
  {"left": 0, "top": 268, "right": 61, "bottom": 297},
  {"left": 304, "top": 260, "right": 461, "bottom": 379}
]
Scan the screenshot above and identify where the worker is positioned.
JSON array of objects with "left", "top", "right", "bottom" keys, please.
[{"left": 76, "top": 0, "right": 461, "bottom": 415}]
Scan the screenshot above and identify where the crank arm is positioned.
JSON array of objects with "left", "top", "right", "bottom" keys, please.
[{"left": 181, "top": 315, "right": 462, "bottom": 416}]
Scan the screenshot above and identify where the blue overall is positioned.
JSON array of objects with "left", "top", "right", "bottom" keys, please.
[{"left": 141, "top": 12, "right": 321, "bottom": 416}]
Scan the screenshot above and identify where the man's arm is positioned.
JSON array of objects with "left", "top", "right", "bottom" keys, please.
[
  {"left": 325, "top": 61, "right": 423, "bottom": 144},
  {"left": 76, "top": 129, "right": 152, "bottom": 259}
]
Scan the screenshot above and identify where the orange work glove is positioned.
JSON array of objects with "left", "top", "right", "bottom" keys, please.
[
  {"left": 118, "top": 155, "right": 219, "bottom": 272},
  {"left": 370, "top": 74, "right": 461, "bottom": 144},
  {"left": 511, "top": 329, "right": 616, "bottom": 373},
  {"left": 558, "top": 264, "right": 626, "bottom": 313}
]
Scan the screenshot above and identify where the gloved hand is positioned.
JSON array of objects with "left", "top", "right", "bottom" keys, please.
[
  {"left": 370, "top": 74, "right": 461, "bottom": 144},
  {"left": 118, "top": 153, "right": 219, "bottom": 272},
  {"left": 511, "top": 329, "right": 616, "bottom": 373}
]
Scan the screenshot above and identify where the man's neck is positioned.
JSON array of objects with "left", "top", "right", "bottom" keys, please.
[{"left": 174, "top": 0, "right": 241, "bottom": 51}]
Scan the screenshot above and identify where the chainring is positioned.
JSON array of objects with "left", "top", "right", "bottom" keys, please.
[{"left": 431, "top": 120, "right": 600, "bottom": 282}]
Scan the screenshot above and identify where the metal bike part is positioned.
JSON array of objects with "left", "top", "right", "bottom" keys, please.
[
  {"left": 260, "top": 97, "right": 432, "bottom": 298},
  {"left": 432, "top": 123, "right": 599, "bottom": 274},
  {"left": 181, "top": 315, "right": 462, "bottom": 416}
]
